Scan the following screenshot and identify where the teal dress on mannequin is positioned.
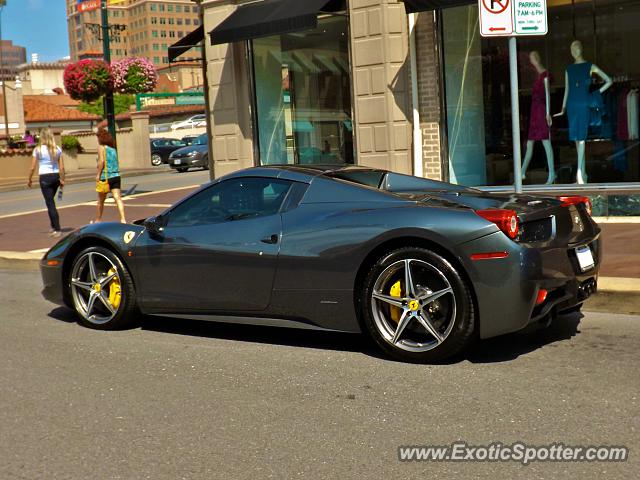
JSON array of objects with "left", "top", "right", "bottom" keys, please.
[{"left": 566, "top": 62, "right": 592, "bottom": 141}]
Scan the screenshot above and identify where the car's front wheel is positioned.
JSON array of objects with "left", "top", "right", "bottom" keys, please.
[
  {"left": 151, "top": 153, "right": 162, "bottom": 166},
  {"left": 68, "top": 246, "right": 137, "bottom": 330},
  {"left": 360, "top": 247, "right": 475, "bottom": 362},
  {"left": 176, "top": 167, "right": 188, "bottom": 173}
]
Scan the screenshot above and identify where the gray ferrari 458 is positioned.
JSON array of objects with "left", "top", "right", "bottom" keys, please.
[{"left": 40, "top": 165, "right": 600, "bottom": 362}]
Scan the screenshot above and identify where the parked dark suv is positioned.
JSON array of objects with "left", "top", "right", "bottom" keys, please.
[
  {"left": 168, "top": 134, "right": 209, "bottom": 172},
  {"left": 150, "top": 138, "right": 187, "bottom": 166}
]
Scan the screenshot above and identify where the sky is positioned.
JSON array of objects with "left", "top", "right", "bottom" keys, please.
[{"left": 2, "top": 0, "right": 70, "bottom": 62}]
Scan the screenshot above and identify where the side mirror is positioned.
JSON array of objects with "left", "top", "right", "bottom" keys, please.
[{"left": 144, "top": 215, "right": 165, "bottom": 239}]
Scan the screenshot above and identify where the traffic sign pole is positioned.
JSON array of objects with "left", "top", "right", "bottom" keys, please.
[{"left": 509, "top": 36, "right": 522, "bottom": 193}]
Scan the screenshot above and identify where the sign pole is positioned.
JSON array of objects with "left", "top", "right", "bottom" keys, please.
[
  {"left": 509, "top": 35, "right": 523, "bottom": 193},
  {"left": 101, "top": 0, "right": 117, "bottom": 140}
]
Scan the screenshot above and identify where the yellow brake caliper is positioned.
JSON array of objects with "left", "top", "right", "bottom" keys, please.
[
  {"left": 389, "top": 280, "right": 402, "bottom": 323},
  {"left": 107, "top": 268, "right": 121, "bottom": 309}
]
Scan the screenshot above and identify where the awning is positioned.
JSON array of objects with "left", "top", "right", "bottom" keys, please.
[
  {"left": 400, "top": 0, "right": 475, "bottom": 13},
  {"left": 168, "top": 26, "right": 204, "bottom": 63},
  {"left": 209, "top": 0, "right": 343, "bottom": 46}
]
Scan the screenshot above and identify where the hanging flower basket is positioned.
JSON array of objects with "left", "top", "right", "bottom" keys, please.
[
  {"left": 63, "top": 60, "right": 112, "bottom": 102},
  {"left": 112, "top": 57, "right": 158, "bottom": 94}
]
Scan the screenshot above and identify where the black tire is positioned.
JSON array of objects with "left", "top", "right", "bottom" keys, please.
[
  {"left": 68, "top": 246, "right": 138, "bottom": 330},
  {"left": 176, "top": 167, "right": 188, "bottom": 173},
  {"left": 202, "top": 155, "right": 210, "bottom": 171},
  {"left": 151, "top": 153, "right": 163, "bottom": 166},
  {"left": 360, "top": 247, "right": 475, "bottom": 363}
]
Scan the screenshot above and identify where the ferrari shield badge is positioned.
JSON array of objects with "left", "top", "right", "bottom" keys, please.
[{"left": 124, "top": 231, "right": 136, "bottom": 244}]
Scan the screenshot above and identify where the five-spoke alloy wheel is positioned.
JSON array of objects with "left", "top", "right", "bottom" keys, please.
[
  {"left": 69, "top": 246, "right": 137, "bottom": 330},
  {"left": 361, "top": 247, "right": 475, "bottom": 362}
]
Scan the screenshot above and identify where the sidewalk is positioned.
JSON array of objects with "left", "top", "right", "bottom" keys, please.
[{"left": 0, "top": 185, "right": 638, "bottom": 313}]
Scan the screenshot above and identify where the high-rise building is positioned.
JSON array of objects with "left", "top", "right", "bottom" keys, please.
[
  {"left": 0, "top": 40, "right": 27, "bottom": 81},
  {"left": 66, "top": 0, "right": 201, "bottom": 68}
]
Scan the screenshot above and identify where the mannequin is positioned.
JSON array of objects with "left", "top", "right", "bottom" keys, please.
[
  {"left": 522, "top": 51, "right": 555, "bottom": 184},
  {"left": 555, "top": 40, "right": 612, "bottom": 184}
]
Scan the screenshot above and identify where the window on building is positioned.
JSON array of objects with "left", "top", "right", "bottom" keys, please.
[
  {"left": 184, "top": 6, "right": 190, "bottom": 13},
  {"left": 169, "top": 31, "right": 176, "bottom": 38},
  {"left": 168, "top": 5, "right": 173, "bottom": 12},
  {"left": 442, "top": 1, "right": 640, "bottom": 190},
  {"left": 185, "top": 18, "right": 191, "bottom": 25},
  {"left": 152, "top": 30, "right": 158, "bottom": 37},
  {"left": 154, "top": 56, "right": 160, "bottom": 64},
  {"left": 160, "top": 18, "right": 166, "bottom": 24},
  {"left": 151, "top": 17, "right": 157, "bottom": 24},
  {"left": 169, "top": 18, "right": 175, "bottom": 25},
  {"left": 176, "top": 5, "right": 182, "bottom": 13},
  {"left": 161, "top": 31, "right": 167, "bottom": 38},
  {"left": 159, "top": 4, "right": 165, "bottom": 12},
  {"left": 178, "top": 31, "right": 184, "bottom": 38},
  {"left": 177, "top": 18, "right": 183, "bottom": 25},
  {"left": 194, "top": 19, "right": 200, "bottom": 26},
  {"left": 163, "top": 56, "right": 169, "bottom": 64},
  {"left": 150, "top": 4, "right": 157, "bottom": 12},
  {"left": 252, "top": 15, "right": 353, "bottom": 165},
  {"left": 163, "top": 44, "right": 168, "bottom": 51}
]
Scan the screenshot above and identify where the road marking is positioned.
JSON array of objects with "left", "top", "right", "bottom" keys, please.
[{"left": 0, "top": 184, "right": 199, "bottom": 220}]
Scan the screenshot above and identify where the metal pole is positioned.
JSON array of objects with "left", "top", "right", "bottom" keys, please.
[
  {"left": 101, "top": 0, "right": 116, "bottom": 140},
  {"left": 0, "top": 1, "right": 10, "bottom": 143},
  {"left": 509, "top": 36, "right": 523, "bottom": 193}
]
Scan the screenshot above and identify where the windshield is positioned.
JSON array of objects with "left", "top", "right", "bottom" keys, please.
[{"left": 192, "top": 134, "right": 208, "bottom": 146}]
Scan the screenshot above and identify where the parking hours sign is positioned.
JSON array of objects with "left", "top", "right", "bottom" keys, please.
[
  {"left": 479, "top": 0, "right": 547, "bottom": 37},
  {"left": 514, "top": 1, "right": 548, "bottom": 35}
]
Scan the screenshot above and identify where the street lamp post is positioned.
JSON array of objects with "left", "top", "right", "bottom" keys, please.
[
  {"left": 0, "top": 0, "right": 10, "bottom": 143},
  {"left": 101, "top": 0, "right": 116, "bottom": 140}
]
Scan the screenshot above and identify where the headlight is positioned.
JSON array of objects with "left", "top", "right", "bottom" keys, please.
[{"left": 187, "top": 151, "right": 199, "bottom": 157}]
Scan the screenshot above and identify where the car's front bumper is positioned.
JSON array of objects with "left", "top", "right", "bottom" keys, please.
[
  {"left": 457, "top": 231, "right": 601, "bottom": 339},
  {"left": 40, "top": 258, "right": 67, "bottom": 307},
  {"left": 169, "top": 156, "right": 204, "bottom": 168}
]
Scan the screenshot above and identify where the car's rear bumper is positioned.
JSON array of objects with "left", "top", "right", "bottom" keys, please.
[{"left": 457, "top": 231, "right": 601, "bottom": 339}]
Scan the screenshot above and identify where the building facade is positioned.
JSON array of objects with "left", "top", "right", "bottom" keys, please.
[
  {"left": 0, "top": 40, "right": 27, "bottom": 81},
  {"left": 66, "top": 0, "right": 202, "bottom": 67},
  {"left": 194, "top": 0, "right": 640, "bottom": 216}
]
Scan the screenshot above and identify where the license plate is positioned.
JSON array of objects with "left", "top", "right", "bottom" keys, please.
[
  {"left": 174, "top": 159, "right": 181, "bottom": 165},
  {"left": 575, "top": 245, "right": 595, "bottom": 272}
]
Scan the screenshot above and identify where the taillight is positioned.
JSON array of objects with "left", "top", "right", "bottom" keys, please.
[
  {"left": 476, "top": 209, "right": 519, "bottom": 239},
  {"left": 558, "top": 196, "right": 592, "bottom": 216}
]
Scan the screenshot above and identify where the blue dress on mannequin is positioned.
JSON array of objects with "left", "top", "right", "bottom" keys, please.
[{"left": 566, "top": 62, "right": 593, "bottom": 141}]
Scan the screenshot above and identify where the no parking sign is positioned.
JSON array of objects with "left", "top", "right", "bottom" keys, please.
[{"left": 479, "top": 0, "right": 548, "bottom": 37}]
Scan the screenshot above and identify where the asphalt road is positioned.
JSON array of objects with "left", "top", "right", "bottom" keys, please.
[
  {"left": 1, "top": 269, "right": 638, "bottom": 479},
  {"left": 0, "top": 169, "right": 211, "bottom": 218}
]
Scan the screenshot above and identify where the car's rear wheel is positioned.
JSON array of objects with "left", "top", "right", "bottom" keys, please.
[
  {"left": 202, "top": 155, "right": 209, "bottom": 170},
  {"left": 176, "top": 167, "right": 188, "bottom": 173},
  {"left": 151, "top": 153, "right": 162, "bottom": 166},
  {"left": 360, "top": 247, "right": 475, "bottom": 362},
  {"left": 68, "top": 246, "right": 137, "bottom": 330}
]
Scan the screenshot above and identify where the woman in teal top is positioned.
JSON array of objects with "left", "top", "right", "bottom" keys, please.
[{"left": 94, "top": 128, "right": 126, "bottom": 224}]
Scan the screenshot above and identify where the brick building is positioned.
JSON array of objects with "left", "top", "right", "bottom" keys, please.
[
  {"left": 0, "top": 40, "right": 27, "bottom": 81},
  {"left": 66, "top": 0, "right": 202, "bottom": 67}
]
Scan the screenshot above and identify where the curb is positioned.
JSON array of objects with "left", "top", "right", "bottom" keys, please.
[{"left": 1, "top": 251, "right": 638, "bottom": 290}]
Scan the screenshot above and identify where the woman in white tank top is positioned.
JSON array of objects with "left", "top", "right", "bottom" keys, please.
[{"left": 27, "top": 129, "right": 65, "bottom": 237}]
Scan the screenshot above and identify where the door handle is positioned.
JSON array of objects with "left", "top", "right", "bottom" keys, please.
[{"left": 261, "top": 234, "right": 279, "bottom": 244}]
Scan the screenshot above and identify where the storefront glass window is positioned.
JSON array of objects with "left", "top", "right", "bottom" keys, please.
[
  {"left": 252, "top": 16, "right": 354, "bottom": 165},
  {"left": 442, "top": 0, "right": 640, "bottom": 188}
]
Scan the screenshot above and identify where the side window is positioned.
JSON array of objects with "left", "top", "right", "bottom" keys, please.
[{"left": 166, "top": 178, "right": 293, "bottom": 228}]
